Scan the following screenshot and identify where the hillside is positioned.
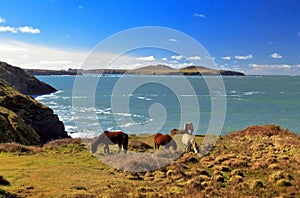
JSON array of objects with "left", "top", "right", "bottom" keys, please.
[
  {"left": 0, "top": 124, "right": 299, "bottom": 197},
  {"left": 0, "top": 78, "right": 69, "bottom": 144},
  {"left": 0, "top": 62, "right": 57, "bottom": 95}
]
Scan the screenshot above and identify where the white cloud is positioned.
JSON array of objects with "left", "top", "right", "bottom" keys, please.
[
  {"left": 222, "top": 56, "right": 231, "bottom": 60},
  {"left": 18, "top": 26, "right": 41, "bottom": 34},
  {"left": 0, "top": 26, "right": 17, "bottom": 33},
  {"left": 270, "top": 52, "right": 282, "bottom": 59},
  {"left": 161, "top": 57, "right": 167, "bottom": 61},
  {"left": 137, "top": 56, "right": 155, "bottom": 61},
  {"left": 235, "top": 54, "right": 253, "bottom": 60},
  {"left": 0, "top": 26, "right": 40, "bottom": 34},
  {"left": 247, "top": 63, "right": 299, "bottom": 75},
  {"left": 298, "top": 32, "right": 300, "bottom": 37},
  {"left": 0, "top": 17, "right": 6, "bottom": 23},
  {"left": 249, "top": 64, "right": 292, "bottom": 69},
  {"left": 171, "top": 55, "right": 183, "bottom": 60},
  {"left": 169, "top": 38, "right": 177, "bottom": 42},
  {"left": 193, "top": 13, "right": 205, "bottom": 18},
  {"left": 79, "top": 5, "right": 84, "bottom": 10},
  {"left": 188, "top": 56, "right": 201, "bottom": 60}
]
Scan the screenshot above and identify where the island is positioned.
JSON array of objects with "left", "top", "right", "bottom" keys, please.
[{"left": 25, "top": 64, "right": 245, "bottom": 76}]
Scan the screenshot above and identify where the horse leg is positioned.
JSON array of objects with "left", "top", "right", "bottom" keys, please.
[
  {"left": 155, "top": 142, "right": 159, "bottom": 149},
  {"left": 105, "top": 144, "right": 110, "bottom": 154},
  {"left": 123, "top": 134, "right": 128, "bottom": 154},
  {"left": 117, "top": 142, "right": 122, "bottom": 153},
  {"left": 103, "top": 145, "right": 107, "bottom": 153}
]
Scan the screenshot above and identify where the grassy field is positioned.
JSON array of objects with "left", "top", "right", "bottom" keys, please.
[{"left": 0, "top": 125, "right": 299, "bottom": 198}]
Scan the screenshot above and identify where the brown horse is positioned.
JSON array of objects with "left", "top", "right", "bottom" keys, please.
[
  {"left": 91, "top": 131, "right": 128, "bottom": 154},
  {"left": 154, "top": 133, "right": 177, "bottom": 150}
]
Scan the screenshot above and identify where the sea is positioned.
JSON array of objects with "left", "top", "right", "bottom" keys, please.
[{"left": 35, "top": 75, "right": 300, "bottom": 138}]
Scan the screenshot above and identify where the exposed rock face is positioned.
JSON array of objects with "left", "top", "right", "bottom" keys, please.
[
  {"left": 0, "top": 61, "right": 57, "bottom": 95},
  {"left": 0, "top": 79, "right": 69, "bottom": 144}
]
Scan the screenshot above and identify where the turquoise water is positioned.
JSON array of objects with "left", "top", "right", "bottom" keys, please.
[{"left": 36, "top": 75, "right": 300, "bottom": 137}]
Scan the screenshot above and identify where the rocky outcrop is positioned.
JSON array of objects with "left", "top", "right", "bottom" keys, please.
[
  {"left": 0, "top": 79, "right": 69, "bottom": 144},
  {"left": 0, "top": 61, "right": 57, "bottom": 95}
]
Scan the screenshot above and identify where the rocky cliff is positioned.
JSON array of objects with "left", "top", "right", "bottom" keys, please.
[
  {"left": 0, "top": 79, "right": 69, "bottom": 144},
  {"left": 0, "top": 61, "right": 57, "bottom": 95}
]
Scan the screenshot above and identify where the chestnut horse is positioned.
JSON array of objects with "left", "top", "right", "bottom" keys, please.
[
  {"left": 154, "top": 133, "right": 177, "bottom": 150},
  {"left": 91, "top": 131, "right": 128, "bottom": 154}
]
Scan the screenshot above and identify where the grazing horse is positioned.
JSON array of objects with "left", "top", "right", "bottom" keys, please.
[
  {"left": 154, "top": 133, "right": 177, "bottom": 150},
  {"left": 182, "top": 133, "right": 199, "bottom": 154},
  {"left": 91, "top": 131, "right": 128, "bottom": 154}
]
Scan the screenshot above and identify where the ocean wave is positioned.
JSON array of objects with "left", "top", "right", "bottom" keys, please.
[
  {"left": 243, "top": 91, "right": 265, "bottom": 96},
  {"left": 137, "top": 96, "right": 151, "bottom": 101}
]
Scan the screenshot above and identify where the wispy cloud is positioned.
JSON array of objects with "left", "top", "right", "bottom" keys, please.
[
  {"left": 169, "top": 38, "right": 177, "bottom": 42},
  {"left": 161, "top": 57, "right": 167, "bottom": 61},
  {"left": 247, "top": 63, "right": 300, "bottom": 75},
  {"left": 137, "top": 56, "right": 155, "bottom": 61},
  {"left": 222, "top": 56, "right": 231, "bottom": 60},
  {"left": 0, "top": 17, "right": 6, "bottom": 23},
  {"left": 78, "top": 5, "right": 84, "bottom": 10},
  {"left": 270, "top": 52, "right": 282, "bottom": 59},
  {"left": 193, "top": 13, "right": 205, "bottom": 18},
  {"left": 250, "top": 64, "right": 292, "bottom": 69},
  {"left": 188, "top": 56, "right": 201, "bottom": 60},
  {"left": 298, "top": 32, "right": 300, "bottom": 37},
  {"left": 0, "top": 25, "right": 41, "bottom": 34},
  {"left": 235, "top": 54, "right": 253, "bottom": 60}
]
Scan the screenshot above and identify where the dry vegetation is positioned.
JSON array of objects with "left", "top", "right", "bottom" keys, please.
[{"left": 0, "top": 124, "right": 299, "bottom": 197}]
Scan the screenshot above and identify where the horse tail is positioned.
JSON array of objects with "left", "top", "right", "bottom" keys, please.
[{"left": 123, "top": 133, "right": 128, "bottom": 154}]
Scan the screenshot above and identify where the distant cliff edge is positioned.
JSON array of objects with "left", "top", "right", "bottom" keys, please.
[{"left": 0, "top": 61, "right": 57, "bottom": 95}]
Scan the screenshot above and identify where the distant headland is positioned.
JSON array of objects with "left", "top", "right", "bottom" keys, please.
[{"left": 25, "top": 64, "right": 245, "bottom": 76}]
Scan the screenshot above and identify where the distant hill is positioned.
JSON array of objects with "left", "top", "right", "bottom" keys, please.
[
  {"left": 24, "top": 64, "right": 245, "bottom": 76},
  {"left": 126, "top": 65, "right": 244, "bottom": 76},
  {"left": 126, "top": 64, "right": 181, "bottom": 75}
]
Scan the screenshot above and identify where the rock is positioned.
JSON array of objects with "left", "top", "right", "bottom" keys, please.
[
  {"left": 250, "top": 179, "right": 264, "bottom": 189},
  {"left": 231, "top": 169, "right": 245, "bottom": 177},
  {"left": 196, "top": 169, "right": 210, "bottom": 177},
  {"left": 0, "top": 61, "right": 57, "bottom": 95},
  {"left": 214, "top": 175, "right": 225, "bottom": 183},
  {"left": 276, "top": 179, "right": 292, "bottom": 187},
  {"left": 269, "top": 171, "right": 293, "bottom": 183},
  {"left": 0, "top": 79, "right": 69, "bottom": 144},
  {"left": 128, "top": 140, "right": 153, "bottom": 152}
]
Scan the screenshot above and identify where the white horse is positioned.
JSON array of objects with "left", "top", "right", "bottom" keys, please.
[{"left": 182, "top": 133, "right": 199, "bottom": 154}]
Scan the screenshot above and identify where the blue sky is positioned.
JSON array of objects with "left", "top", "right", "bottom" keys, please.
[{"left": 0, "top": 0, "right": 300, "bottom": 74}]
